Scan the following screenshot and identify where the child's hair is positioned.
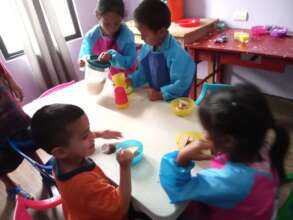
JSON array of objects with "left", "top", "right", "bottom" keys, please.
[
  {"left": 31, "top": 104, "right": 85, "bottom": 154},
  {"left": 134, "top": 0, "right": 171, "bottom": 31},
  {"left": 96, "top": 0, "right": 125, "bottom": 17},
  {"left": 199, "top": 84, "right": 289, "bottom": 180}
]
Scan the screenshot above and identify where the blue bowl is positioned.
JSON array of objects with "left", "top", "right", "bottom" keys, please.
[{"left": 116, "top": 140, "right": 143, "bottom": 166}]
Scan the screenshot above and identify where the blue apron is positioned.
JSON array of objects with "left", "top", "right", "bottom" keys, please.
[{"left": 141, "top": 51, "right": 170, "bottom": 91}]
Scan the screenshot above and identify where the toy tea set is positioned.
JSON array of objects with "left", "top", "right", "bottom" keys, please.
[{"left": 84, "top": 55, "right": 132, "bottom": 109}]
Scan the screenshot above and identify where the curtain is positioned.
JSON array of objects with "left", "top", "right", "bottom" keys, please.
[{"left": 14, "top": 0, "right": 78, "bottom": 91}]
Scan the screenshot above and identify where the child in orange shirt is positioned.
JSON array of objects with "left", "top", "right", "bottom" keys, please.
[{"left": 31, "top": 104, "right": 134, "bottom": 220}]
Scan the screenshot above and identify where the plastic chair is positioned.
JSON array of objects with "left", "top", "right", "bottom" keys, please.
[
  {"left": 38, "top": 80, "right": 75, "bottom": 98},
  {"left": 275, "top": 173, "right": 293, "bottom": 220},
  {"left": 13, "top": 194, "right": 61, "bottom": 220},
  {"left": 8, "top": 140, "right": 55, "bottom": 196},
  {"left": 194, "top": 82, "right": 232, "bottom": 106}
]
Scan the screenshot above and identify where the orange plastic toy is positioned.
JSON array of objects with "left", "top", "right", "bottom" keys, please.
[{"left": 167, "top": 0, "right": 184, "bottom": 22}]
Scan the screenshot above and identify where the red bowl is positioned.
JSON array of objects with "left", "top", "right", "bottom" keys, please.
[{"left": 175, "top": 18, "right": 200, "bottom": 27}]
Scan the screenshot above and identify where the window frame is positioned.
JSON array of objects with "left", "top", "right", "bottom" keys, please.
[
  {"left": 0, "top": 0, "right": 81, "bottom": 60},
  {"left": 0, "top": 35, "right": 24, "bottom": 60},
  {"left": 63, "top": 0, "right": 82, "bottom": 41}
]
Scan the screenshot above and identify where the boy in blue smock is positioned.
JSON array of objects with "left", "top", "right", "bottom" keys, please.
[{"left": 128, "top": 0, "right": 196, "bottom": 101}]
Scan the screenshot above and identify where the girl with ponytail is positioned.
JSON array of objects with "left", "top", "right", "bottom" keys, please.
[{"left": 160, "top": 83, "right": 289, "bottom": 220}]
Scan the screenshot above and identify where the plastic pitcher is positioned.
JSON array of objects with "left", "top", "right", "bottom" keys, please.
[{"left": 85, "top": 55, "right": 110, "bottom": 95}]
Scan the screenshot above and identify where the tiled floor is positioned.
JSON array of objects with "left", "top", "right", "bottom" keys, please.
[{"left": 0, "top": 95, "right": 292, "bottom": 220}]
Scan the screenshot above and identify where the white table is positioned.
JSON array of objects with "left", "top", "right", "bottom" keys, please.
[{"left": 23, "top": 80, "right": 204, "bottom": 220}]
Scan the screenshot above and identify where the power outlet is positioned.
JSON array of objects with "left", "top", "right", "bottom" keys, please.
[{"left": 233, "top": 10, "right": 248, "bottom": 21}]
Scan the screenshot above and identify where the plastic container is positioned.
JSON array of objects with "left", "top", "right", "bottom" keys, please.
[
  {"left": 114, "top": 86, "right": 128, "bottom": 109},
  {"left": 234, "top": 32, "right": 250, "bottom": 43},
  {"left": 116, "top": 140, "right": 143, "bottom": 166},
  {"left": 170, "top": 97, "right": 194, "bottom": 117},
  {"left": 250, "top": 26, "right": 268, "bottom": 36},
  {"left": 175, "top": 18, "right": 200, "bottom": 28},
  {"left": 85, "top": 55, "right": 110, "bottom": 95},
  {"left": 176, "top": 131, "right": 204, "bottom": 150},
  {"left": 167, "top": 0, "right": 184, "bottom": 22}
]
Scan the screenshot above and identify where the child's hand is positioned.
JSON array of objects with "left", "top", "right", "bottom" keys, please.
[
  {"left": 147, "top": 88, "right": 162, "bottom": 101},
  {"left": 116, "top": 149, "right": 134, "bottom": 168},
  {"left": 98, "top": 52, "right": 112, "bottom": 63},
  {"left": 8, "top": 78, "right": 23, "bottom": 102},
  {"left": 94, "top": 130, "right": 122, "bottom": 139},
  {"left": 176, "top": 140, "right": 214, "bottom": 166},
  {"left": 126, "top": 78, "right": 132, "bottom": 87},
  {"left": 79, "top": 58, "right": 86, "bottom": 67}
]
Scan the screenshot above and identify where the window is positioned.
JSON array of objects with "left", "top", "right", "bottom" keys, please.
[
  {"left": 0, "top": 0, "right": 24, "bottom": 60},
  {"left": 0, "top": 0, "right": 81, "bottom": 60},
  {"left": 50, "top": 0, "right": 81, "bottom": 41}
]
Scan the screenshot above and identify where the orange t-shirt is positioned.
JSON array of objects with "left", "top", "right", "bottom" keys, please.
[{"left": 55, "top": 160, "right": 123, "bottom": 220}]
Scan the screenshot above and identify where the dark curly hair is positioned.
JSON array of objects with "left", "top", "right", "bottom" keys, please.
[{"left": 134, "top": 0, "right": 171, "bottom": 31}]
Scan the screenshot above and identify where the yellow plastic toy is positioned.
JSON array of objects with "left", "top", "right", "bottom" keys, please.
[
  {"left": 112, "top": 72, "right": 128, "bottom": 109},
  {"left": 112, "top": 72, "right": 133, "bottom": 94},
  {"left": 176, "top": 131, "right": 204, "bottom": 150},
  {"left": 234, "top": 31, "right": 250, "bottom": 43},
  {"left": 170, "top": 97, "right": 194, "bottom": 117}
]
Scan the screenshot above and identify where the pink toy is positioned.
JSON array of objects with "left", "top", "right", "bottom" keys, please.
[
  {"left": 14, "top": 195, "right": 62, "bottom": 220},
  {"left": 39, "top": 80, "right": 75, "bottom": 98},
  {"left": 175, "top": 18, "right": 200, "bottom": 28},
  {"left": 114, "top": 86, "right": 128, "bottom": 109},
  {"left": 250, "top": 26, "right": 268, "bottom": 36}
]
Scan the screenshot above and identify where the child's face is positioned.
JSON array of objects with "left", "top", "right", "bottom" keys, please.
[
  {"left": 98, "top": 12, "right": 122, "bottom": 37},
  {"left": 61, "top": 114, "right": 96, "bottom": 159},
  {"left": 136, "top": 23, "right": 166, "bottom": 47}
]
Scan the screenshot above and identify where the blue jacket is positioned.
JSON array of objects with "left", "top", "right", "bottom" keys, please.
[
  {"left": 79, "top": 23, "right": 136, "bottom": 71},
  {"left": 129, "top": 33, "right": 196, "bottom": 101}
]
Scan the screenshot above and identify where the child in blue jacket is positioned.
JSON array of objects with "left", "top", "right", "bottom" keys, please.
[
  {"left": 79, "top": 0, "right": 136, "bottom": 77},
  {"left": 160, "top": 84, "right": 289, "bottom": 220},
  {"left": 128, "top": 0, "right": 196, "bottom": 101}
]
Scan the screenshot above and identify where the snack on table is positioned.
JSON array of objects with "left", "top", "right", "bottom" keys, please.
[
  {"left": 128, "top": 146, "right": 139, "bottom": 154},
  {"left": 176, "top": 99, "right": 189, "bottom": 110},
  {"left": 101, "top": 143, "right": 116, "bottom": 154}
]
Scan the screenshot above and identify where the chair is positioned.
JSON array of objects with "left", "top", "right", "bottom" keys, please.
[
  {"left": 275, "top": 173, "right": 293, "bottom": 220},
  {"left": 8, "top": 140, "right": 55, "bottom": 196},
  {"left": 13, "top": 194, "right": 61, "bottom": 220},
  {"left": 194, "top": 82, "right": 232, "bottom": 106},
  {"left": 38, "top": 80, "right": 75, "bottom": 98}
]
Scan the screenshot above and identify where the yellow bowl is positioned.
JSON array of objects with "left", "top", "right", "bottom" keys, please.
[
  {"left": 176, "top": 131, "right": 204, "bottom": 150},
  {"left": 170, "top": 97, "right": 194, "bottom": 117}
]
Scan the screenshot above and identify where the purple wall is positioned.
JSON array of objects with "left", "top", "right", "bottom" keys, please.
[{"left": 0, "top": 0, "right": 98, "bottom": 104}]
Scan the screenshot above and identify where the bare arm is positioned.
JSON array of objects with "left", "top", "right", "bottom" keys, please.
[{"left": 116, "top": 150, "right": 134, "bottom": 215}]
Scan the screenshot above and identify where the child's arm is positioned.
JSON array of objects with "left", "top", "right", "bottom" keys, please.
[
  {"left": 106, "top": 42, "right": 136, "bottom": 69},
  {"left": 159, "top": 151, "right": 256, "bottom": 209},
  {"left": 94, "top": 130, "right": 122, "bottom": 139},
  {"left": 128, "top": 44, "right": 151, "bottom": 88},
  {"left": 160, "top": 51, "right": 196, "bottom": 101},
  {"left": 176, "top": 140, "right": 213, "bottom": 166},
  {"left": 116, "top": 149, "right": 134, "bottom": 215},
  {"left": 79, "top": 26, "right": 100, "bottom": 67},
  {"left": 0, "top": 63, "right": 23, "bottom": 101}
]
